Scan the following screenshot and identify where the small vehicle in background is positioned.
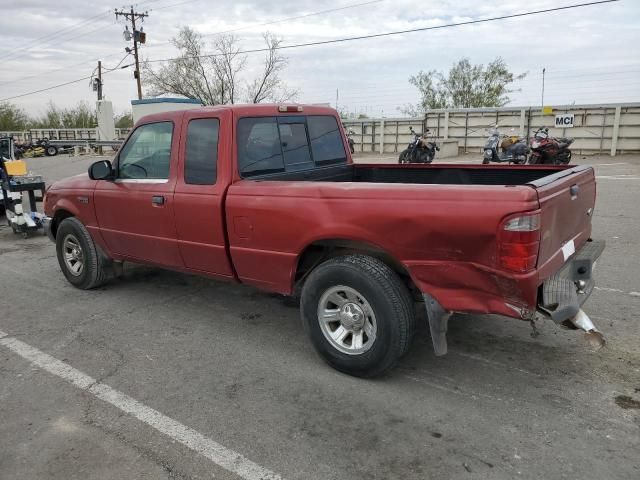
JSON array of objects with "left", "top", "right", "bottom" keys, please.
[
  {"left": 399, "top": 126, "right": 439, "bottom": 163},
  {"left": 482, "top": 127, "right": 528, "bottom": 164},
  {"left": 529, "top": 127, "right": 574, "bottom": 164}
]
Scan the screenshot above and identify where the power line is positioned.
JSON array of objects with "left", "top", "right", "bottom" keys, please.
[
  {"left": 0, "top": 0, "right": 621, "bottom": 103},
  {"left": 0, "top": 76, "right": 94, "bottom": 102},
  {"left": 0, "top": 63, "right": 132, "bottom": 103},
  {"left": 143, "top": 0, "right": 386, "bottom": 50},
  {"left": 146, "top": 0, "right": 619, "bottom": 63},
  {"left": 0, "top": 11, "right": 112, "bottom": 62},
  {"left": 0, "top": 51, "right": 127, "bottom": 87}
]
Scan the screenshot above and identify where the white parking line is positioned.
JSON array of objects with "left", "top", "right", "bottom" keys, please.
[
  {"left": 592, "top": 162, "right": 629, "bottom": 166},
  {"left": 0, "top": 331, "right": 283, "bottom": 480},
  {"left": 594, "top": 286, "right": 640, "bottom": 297},
  {"left": 596, "top": 175, "right": 640, "bottom": 180}
]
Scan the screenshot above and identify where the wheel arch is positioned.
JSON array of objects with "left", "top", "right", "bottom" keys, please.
[
  {"left": 50, "top": 208, "right": 75, "bottom": 239},
  {"left": 293, "top": 238, "right": 418, "bottom": 297}
]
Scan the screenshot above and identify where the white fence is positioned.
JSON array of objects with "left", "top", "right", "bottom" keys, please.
[
  {"left": 0, "top": 128, "right": 132, "bottom": 143},
  {"left": 343, "top": 103, "right": 640, "bottom": 156}
]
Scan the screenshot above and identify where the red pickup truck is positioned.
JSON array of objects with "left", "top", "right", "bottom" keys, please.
[{"left": 43, "top": 104, "right": 604, "bottom": 377}]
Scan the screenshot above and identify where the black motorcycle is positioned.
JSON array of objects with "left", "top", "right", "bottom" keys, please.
[
  {"left": 346, "top": 128, "right": 355, "bottom": 154},
  {"left": 399, "top": 127, "right": 439, "bottom": 164},
  {"left": 482, "top": 127, "right": 528, "bottom": 164}
]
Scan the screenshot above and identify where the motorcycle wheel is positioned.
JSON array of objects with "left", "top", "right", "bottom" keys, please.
[
  {"left": 398, "top": 149, "right": 409, "bottom": 164},
  {"left": 528, "top": 154, "right": 540, "bottom": 165},
  {"left": 426, "top": 151, "right": 435, "bottom": 164},
  {"left": 482, "top": 157, "right": 490, "bottom": 165},
  {"left": 349, "top": 144, "right": 355, "bottom": 154}
]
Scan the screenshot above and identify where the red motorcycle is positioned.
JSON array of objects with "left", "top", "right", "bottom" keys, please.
[{"left": 528, "top": 127, "right": 574, "bottom": 165}]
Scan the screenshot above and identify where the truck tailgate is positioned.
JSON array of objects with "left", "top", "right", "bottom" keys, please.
[{"left": 532, "top": 165, "right": 596, "bottom": 275}]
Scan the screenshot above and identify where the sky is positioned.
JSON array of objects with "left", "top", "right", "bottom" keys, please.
[{"left": 0, "top": 0, "right": 639, "bottom": 119}]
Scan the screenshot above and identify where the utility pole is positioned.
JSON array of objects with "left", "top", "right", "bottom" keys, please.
[
  {"left": 97, "top": 60, "right": 103, "bottom": 100},
  {"left": 115, "top": 6, "right": 148, "bottom": 100},
  {"left": 541, "top": 67, "right": 546, "bottom": 110}
]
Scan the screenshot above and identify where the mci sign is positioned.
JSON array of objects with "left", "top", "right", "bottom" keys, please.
[{"left": 555, "top": 113, "right": 575, "bottom": 128}]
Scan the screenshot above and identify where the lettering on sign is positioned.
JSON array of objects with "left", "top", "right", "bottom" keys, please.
[{"left": 555, "top": 113, "right": 575, "bottom": 128}]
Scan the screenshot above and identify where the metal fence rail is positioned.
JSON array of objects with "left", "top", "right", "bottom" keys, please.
[
  {"left": 0, "top": 128, "right": 132, "bottom": 143},
  {"left": 343, "top": 103, "right": 640, "bottom": 156}
]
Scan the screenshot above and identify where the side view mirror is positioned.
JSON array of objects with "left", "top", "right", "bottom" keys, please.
[{"left": 88, "top": 160, "right": 114, "bottom": 180}]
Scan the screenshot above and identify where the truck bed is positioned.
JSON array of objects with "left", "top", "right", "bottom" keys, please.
[{"left": 250, "top": 163, "right": 577, "bottom": 186}]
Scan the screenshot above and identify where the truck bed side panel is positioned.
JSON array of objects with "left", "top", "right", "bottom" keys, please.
[{"left": 225, "top": 181, "right": 540, "bottom": 315}]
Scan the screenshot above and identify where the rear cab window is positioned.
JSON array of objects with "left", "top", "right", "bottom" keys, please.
[
  {"left": 184, "top": 118, "right": 219, "bottom": 185},
  {"left": 237, "top": 115, "right": 347, "bottom": 178}
]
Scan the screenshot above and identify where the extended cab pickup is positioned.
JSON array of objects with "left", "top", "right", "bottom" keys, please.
[{"left": 43, "top": 104, "right": 604, "bottom": 377}]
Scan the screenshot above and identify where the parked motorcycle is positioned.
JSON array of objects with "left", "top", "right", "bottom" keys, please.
[
  {"left": 399, "top": 127, "right": 439, "bottom": 164},
  {"left": 346, "top": 128, "right": 355, "bottom": 154},
  {"left": 528, "top": 127, "right": 573, "bottom": 164},
  {"left": 482, "top": 127, "right": 528, "bottom": 164}
]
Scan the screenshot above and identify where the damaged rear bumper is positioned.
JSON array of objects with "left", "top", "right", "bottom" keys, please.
[{"left": 538, "top": 239, "right": 605, "bottom": 323}]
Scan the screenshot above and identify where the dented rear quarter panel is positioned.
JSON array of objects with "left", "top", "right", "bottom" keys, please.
[{"left": 225, "top": 179, "right": 542, "bottom": 316}]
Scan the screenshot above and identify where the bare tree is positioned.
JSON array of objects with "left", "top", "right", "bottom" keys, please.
[
  {"left": 144, "top": 27, "right": 296, "bottom": 105},
  {"left": 246, "top": 33, "right": 297, "bottom": 103},
  {"left": 210, "top": 34, "right": 246, "bottom": 104}
]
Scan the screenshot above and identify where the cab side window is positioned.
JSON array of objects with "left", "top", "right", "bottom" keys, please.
[
  {"left": 118, "top": 122, "right": 173, "bottom": 180},
  {"left": 185, "top": 119, "right": 219, "bottom": 185}
]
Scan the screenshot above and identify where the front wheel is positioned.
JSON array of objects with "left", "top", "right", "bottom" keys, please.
[
  {"left": 56, "top": 217, "right": 110, "bottom": 289},
  {"left": 300, "top": 255, "right": 415, "bottom": 377},
  {"left": 528, "top": 153, "right": 541, "bottom": 164},
  {"left": 398, "top": 149, "right": 410, "bottom": 163}
]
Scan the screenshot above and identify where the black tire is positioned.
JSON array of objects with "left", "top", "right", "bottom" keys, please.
[
  {"left": 300, "top": 254, "right": 415, "bottom": 378},
  {"left": 55, "top": 217, "right": 109, "bottom": 289},
  {"left": 482, "top": 158, "right": 490, "bottom": 165},
  {"left": 45, "top": 145, "right": 58, "bottom": 156},
  {"left": 426, "top": 151, "right": 435, "bottom": 164},
  {"left": 398, "top": 149, "right": 409, "bottom": 164}
]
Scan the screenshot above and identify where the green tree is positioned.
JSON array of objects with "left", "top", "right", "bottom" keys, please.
[
  {"left": 402, "top": 57, "right": 526, "bottom": 115},
  {"left": 31, "top": 101, "right": 97, "bottom": 129},
  {"left": 115, "top": 112, "right": 133, "bottom": 129},
  {"left": 0, "top": 102, "right": 30, "bottom": 130}
]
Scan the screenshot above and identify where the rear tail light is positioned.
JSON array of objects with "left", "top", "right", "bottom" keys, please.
[{"left": 498, "top": 211, "right": 541, "bottom": 273}]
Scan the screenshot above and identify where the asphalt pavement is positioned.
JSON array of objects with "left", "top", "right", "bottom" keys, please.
[{"left": 0, "top": 151, "right": 638, "bottom": 480}]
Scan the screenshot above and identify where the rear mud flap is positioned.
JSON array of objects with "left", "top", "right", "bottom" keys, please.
[{"left": 423, "top": 293, "right": 452, "bottom": 356}]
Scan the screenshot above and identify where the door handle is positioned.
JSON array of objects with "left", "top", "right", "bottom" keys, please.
[{"left": 151, "top": 195, "right": 165, "bottom": 205}]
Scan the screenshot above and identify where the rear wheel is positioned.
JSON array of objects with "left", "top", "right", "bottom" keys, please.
[
  {"left": 56, "top": 217, "right": 109, "bottom": 289},
  {"left": 300, "top": 255, "right": 415, "bottom": 377}
]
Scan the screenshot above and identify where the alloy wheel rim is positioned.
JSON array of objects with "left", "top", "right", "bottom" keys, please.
[
  {"left": 317, "top": 285, "right": 377, "bottom": 355},
  {"left": 63, "top": 234, "right": 84, "bottom": 276}
]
